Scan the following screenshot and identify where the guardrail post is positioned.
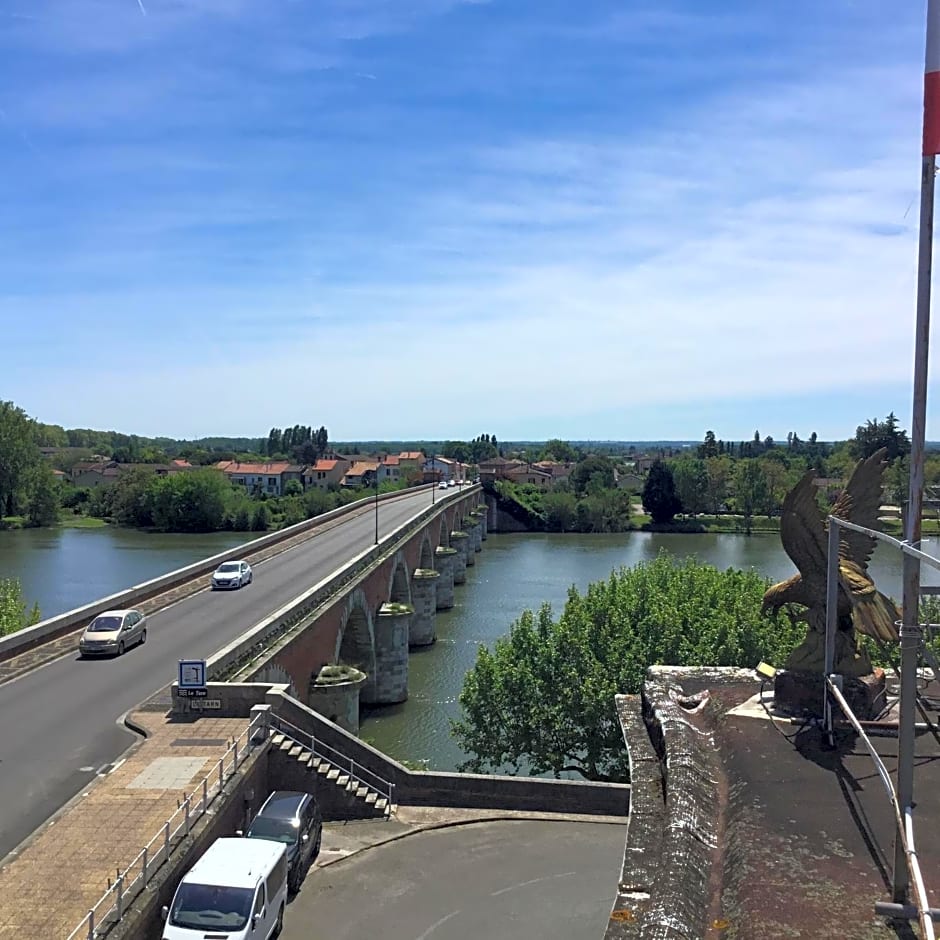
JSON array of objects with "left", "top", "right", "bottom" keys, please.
[
  {"left": 163, "top": 821, "right": 170, "bottom": 860},
  {"left": 203, "top": 777, "right": 209, "bottom": 812},
  {"left": 142, "top": 846, "right": 148, "bottom": 887},
  {"left": 87, "top": 910, "right": 95, "bottom": 939},
  {"left": 184, "top": 796, "right": 191, "bottom": 836},
  {"left": 233, "top": 737, "right": 239, "bottom": 769},
  {"left": 116, "top": 872, "right": 124, "bottom": 919},
  {"left": 219, "top": 758, "right": 224, "bottom": 792}
]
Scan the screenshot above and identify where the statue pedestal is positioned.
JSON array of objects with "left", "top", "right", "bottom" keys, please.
[{"left": 774, "top": 668, "right": 887, "bottom": 721}]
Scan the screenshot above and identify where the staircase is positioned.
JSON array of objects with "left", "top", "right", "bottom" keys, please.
[{"left": 268, "top": 725, "right": 394, "bottom": 821}]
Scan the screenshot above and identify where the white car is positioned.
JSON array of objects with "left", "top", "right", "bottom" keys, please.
[
  {"left": 212, "top": 560, "right": 253, "bottom": 590},
  {"left": 438, "top": 482, "right": 448, "bottom": 490}
]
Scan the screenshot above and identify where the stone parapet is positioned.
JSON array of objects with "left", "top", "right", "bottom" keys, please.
[
  {"left": 433, "top": 547, "right": 458, "bottom": 609},
  {"left": 410, "top": 569, "right": 439, "bottom": 646}
]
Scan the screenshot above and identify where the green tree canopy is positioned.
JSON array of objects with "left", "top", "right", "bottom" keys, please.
[
  {"left": 452, "top": 554, "right": 801, "bottom": 782},
  {"left": 0, "top": 578, "right": 41, "bottom": 637},
  {"left": 570, "top": 456, "right": 615, "bottom": 496},
  {"left": 642, "top": 460, "right": 681, "bottom": 523},
  {"left": 853, "top": 412, "right": 911, "bottom": 462}
]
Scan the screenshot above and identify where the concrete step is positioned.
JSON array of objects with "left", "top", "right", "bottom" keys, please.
[
  {"left": 271, "top": 733, "right": 286, "bottom": 748},
  {"left": 336, "top": 774, "right": 350, "bottom": 788},
  {"left": 326, "top": 767, "right": 340, "bottom": 782},
  {"left": 287, "top": 743, "right": 303, "bottom": 760},
  {"left": 375, "top": 799, "right": 389, "bottom": 815},
  {"left": 364, "top": 792, "right": 378, "bottom": 805}
]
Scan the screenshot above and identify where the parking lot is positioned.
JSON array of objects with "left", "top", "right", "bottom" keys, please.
[{"left": 282, "top": 817, "right": 627, "bottom": 940}]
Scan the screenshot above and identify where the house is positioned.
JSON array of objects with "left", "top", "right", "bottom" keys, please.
[
  {"left": 215, "top": 461, "right": 292, "bottom": 496},
  {"left": 69, "top": 461, "right": 192, "bottom": 488},
  {"left": 70, "top": 461, "right": 123, "bottom": 487},
  {"left": 282, "top": 465, "right": 307, "bottom": 492},
  {"left": 424, "top": 456, "right": 466, "bottom": 482},
  {"left": 616, "top": 472, "right": 645, "bottom": 493},
  {"left": 341, "top": 461, "right": 380, "bottom": 488},
  {"left": 302, "top": 458, "right": 350, "bottom": 491},
  {"left": 397, "top": 451, "right": 425, "bottom": 470},
  {"left": 632, "top": 455, "right": 657, "bottom": 474},
  {"left": 171, "top": 459, "right": 192, "bottom": 468},
  {"left": 502, "top": 464, "right": 553, "bottom": 489},
  {"left": 533, "top": 460, "right": 573, "bottom": 485},
  {"left": 379, "top": 455, "right": 401, "bottom": 482}
]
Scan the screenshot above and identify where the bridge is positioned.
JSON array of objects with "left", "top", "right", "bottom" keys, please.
[{"left": 0, "top": 485, "right": 487, "bottom": 863}]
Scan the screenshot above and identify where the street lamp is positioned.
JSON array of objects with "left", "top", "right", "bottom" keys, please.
[
  {"left": 431, "top": 455, "right": 436, "bottom": 504},
  {"left": 374, "top": 467, "right": 379, "bottom": 545}
]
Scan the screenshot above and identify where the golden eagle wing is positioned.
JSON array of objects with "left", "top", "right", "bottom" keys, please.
[
  {"left": 830, "top": 448, "right": 888, "bottom": 571},
  {"left": 780, "top": 469, "right": 827, "bottom": 594}
]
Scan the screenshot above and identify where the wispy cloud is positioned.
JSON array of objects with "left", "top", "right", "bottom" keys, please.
[{"left": 0, "top": 0, "right": 932, "bottom": 439}]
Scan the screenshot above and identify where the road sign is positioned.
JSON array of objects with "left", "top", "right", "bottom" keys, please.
[
  {"left": 189, "top": 699, "right": 221, "bottom": 710},
  {"left": 176, "top": 688, "right": 209, "bottom": 698},
  {"left": 178, "top": 659, "right": 207, "bottom": 690}
]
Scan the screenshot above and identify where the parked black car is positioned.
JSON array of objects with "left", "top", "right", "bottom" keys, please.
[{"left": 241, "top": 790, "right": 322, "bottom": 894}]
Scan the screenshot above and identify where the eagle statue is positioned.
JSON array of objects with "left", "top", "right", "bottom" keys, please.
[{"left": 762, "top": 448, "right": 900, "bottom": 677}]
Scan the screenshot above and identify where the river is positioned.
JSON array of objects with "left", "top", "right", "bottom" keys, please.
[{"left": 2, "top": 524, "right": 934, "bottom": 772}]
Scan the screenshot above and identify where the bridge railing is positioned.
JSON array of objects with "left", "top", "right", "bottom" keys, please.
[
  {"left": 0, "top": 485, "right": 440, "bottom": 664},
  {"left": 65, "top": 710, "right": 267, "bottom": 940},
  {"left": 207, "top": 485, "right": 483, "bottom": 682}
]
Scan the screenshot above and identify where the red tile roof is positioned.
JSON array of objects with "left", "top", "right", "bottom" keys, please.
[{"left": 217, "top": 461, "right": 291, "bottom": 475}]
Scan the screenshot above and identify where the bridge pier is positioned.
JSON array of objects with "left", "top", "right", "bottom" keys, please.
[
  {"left": 468, "top": 512, "right": 484, "bottom": 552},
  {"left": 410, "top": 569, "right": 439, "bottom": 646},
  {"left": 434, "top": 547, "right": 458, "bottom": 609},
  {"left": 459, "top": 521, "right": 475, "bottom": 566},
  {"left": 309, "top": 665, "right": 368, "bottom": 735},
  {"left": 449, "top": 531, "right": 469, "bottom": 583},
  {"left": 371, "top": 603, "right": 412, "bottom": 703},
  {"left": 477, "top": 505, "right": 487, "bottom": 540}
]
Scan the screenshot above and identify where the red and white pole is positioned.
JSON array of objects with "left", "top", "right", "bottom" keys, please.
[{"left": 895, "top": 0, "right": 939, "bottom": 907}]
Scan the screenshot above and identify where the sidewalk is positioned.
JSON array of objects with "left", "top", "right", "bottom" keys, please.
[{"left": 0, "top": 711, "right": 248, "bottom": 938}]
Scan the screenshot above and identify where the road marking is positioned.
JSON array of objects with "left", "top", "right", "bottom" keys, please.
[
  {"left": 414, "top": 910, "right": 460, "bottom": 939},
  {"left": 490, "top": 870, "right": 577, "bottom": 897}
]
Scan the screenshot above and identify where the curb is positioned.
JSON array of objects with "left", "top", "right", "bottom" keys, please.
[{"left": 316, "top": 812, "right": 628, "bottom": 869}]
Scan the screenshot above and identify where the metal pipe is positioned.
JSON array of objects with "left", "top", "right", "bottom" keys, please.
[
  {"left": 875, "top": 901, "right": 940, "bottom": 922},
  {"left": 824, "top": 520, "right": 840, "bottom": 744}
]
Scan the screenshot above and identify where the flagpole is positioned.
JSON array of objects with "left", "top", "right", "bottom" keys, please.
[{"left": 894, "top": 0, "right": 939, "bottom": 904}]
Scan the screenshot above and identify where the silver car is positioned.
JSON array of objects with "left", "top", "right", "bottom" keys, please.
[
  {"left": 79, "top": 609, "right": 147, "bottom": 657},
  {"left": 211, "top": 560, "right": 253, "bottom": 590}
]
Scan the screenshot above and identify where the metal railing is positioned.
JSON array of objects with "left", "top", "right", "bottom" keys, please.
[
  {"left": 269, "top": 713, "right": 395, "bottom": 817},
  {"left": 65, "top": 711, "right": 267, "bottom": 940},
  {"left": 824, "top": 516, "right": 938, "bottom": 938}
]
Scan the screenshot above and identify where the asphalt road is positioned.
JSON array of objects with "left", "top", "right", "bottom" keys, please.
[
  {"left": 0, "top": 487, "right": 456, "bottom": 862},
  {"left": 283, "top": 820, "right": 626, "bottom": 940}
]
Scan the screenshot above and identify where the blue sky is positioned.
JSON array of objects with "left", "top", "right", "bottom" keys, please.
[{"left": 0, "top": 0, "right": 932, "bottom": 442}]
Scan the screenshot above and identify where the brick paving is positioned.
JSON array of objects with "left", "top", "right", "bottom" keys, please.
[{"left": 0, "top": 711, "right": 248, "bottom": 938}]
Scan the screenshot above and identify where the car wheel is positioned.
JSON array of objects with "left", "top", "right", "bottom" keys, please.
[
  {"left": 274, "top": 903, "right": 285, "bottom": 936},
  {"left": 139, "top": 629, "right": 147, "bottom": 646},
  {"left": 117, "top": 641, "right": 125, "bottom": 656}
]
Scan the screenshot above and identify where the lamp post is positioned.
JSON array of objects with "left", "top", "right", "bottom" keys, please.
[
  {"left": 431, "top": 456, "right": 436, "bottom": 504},
  {"left": 374, "top": 467, "right": 379, "bottom": 545}
]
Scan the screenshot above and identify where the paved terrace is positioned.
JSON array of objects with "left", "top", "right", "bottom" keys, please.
[
  {"left": 611, "top": 667, "right": 940, "bottom": 940},
  {"left": 0, "top": 710, "right": 250, "bottom": 938}
]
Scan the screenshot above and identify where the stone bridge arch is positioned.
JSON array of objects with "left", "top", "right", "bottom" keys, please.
[
  {"left": 418, "top": 533, "right": 434, "bottom": 570},
  {"left": 438, "top": 514, "right": 449, "bottom": 548},
  {"left": 335, "top": 588, "right": 377, "bottom": 702},
  {"left": 387, "top": 551, "right": 413, "bottom": 604}
]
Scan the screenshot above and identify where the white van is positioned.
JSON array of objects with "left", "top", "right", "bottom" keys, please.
[{"left": 162, "top": 836, "right": 288, "bottom": 940}]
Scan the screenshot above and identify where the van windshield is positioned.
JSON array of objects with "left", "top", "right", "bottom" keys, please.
[{"left": 169, "top": 882, "right": 253, "bottom": 931}]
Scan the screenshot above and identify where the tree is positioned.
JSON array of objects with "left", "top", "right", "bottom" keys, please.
[
  {"left": 149, "top": 469, "right": 230, "bottom": 532},
  {"left": 0, "top": 401, "right": 41, "bottom": 516},
  {"left": 704, "top": 455, "right": 733, "bottom": 514},
  {"left": 642, "top": 460, "right": 681, "bottom": 524},
  {"left": 0, "top": 578, "right": 40, "bottom": 637},
  {"left": 733, "top": 460, "right": 768, "bottom": 535},
  {"left": 698, "top": 430, "right": 719, "bottom": 460},
  {"left": 570, "top": 456, "right": 615, "bottom": 496},
  {"left": 671, "top": 457, "right": 708, "bottom": 515},
  {"left": 541, "top": 439, "right": 578, "bottom": 463},
  {"left": 26, "top": 465, "right": 60, "bottom": 527},
  {"left": 452, "top": 554, "right": 800, "bottom": 782},
  {"left": 853, "top": 412, "right": 911, "bottom": 462}
]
